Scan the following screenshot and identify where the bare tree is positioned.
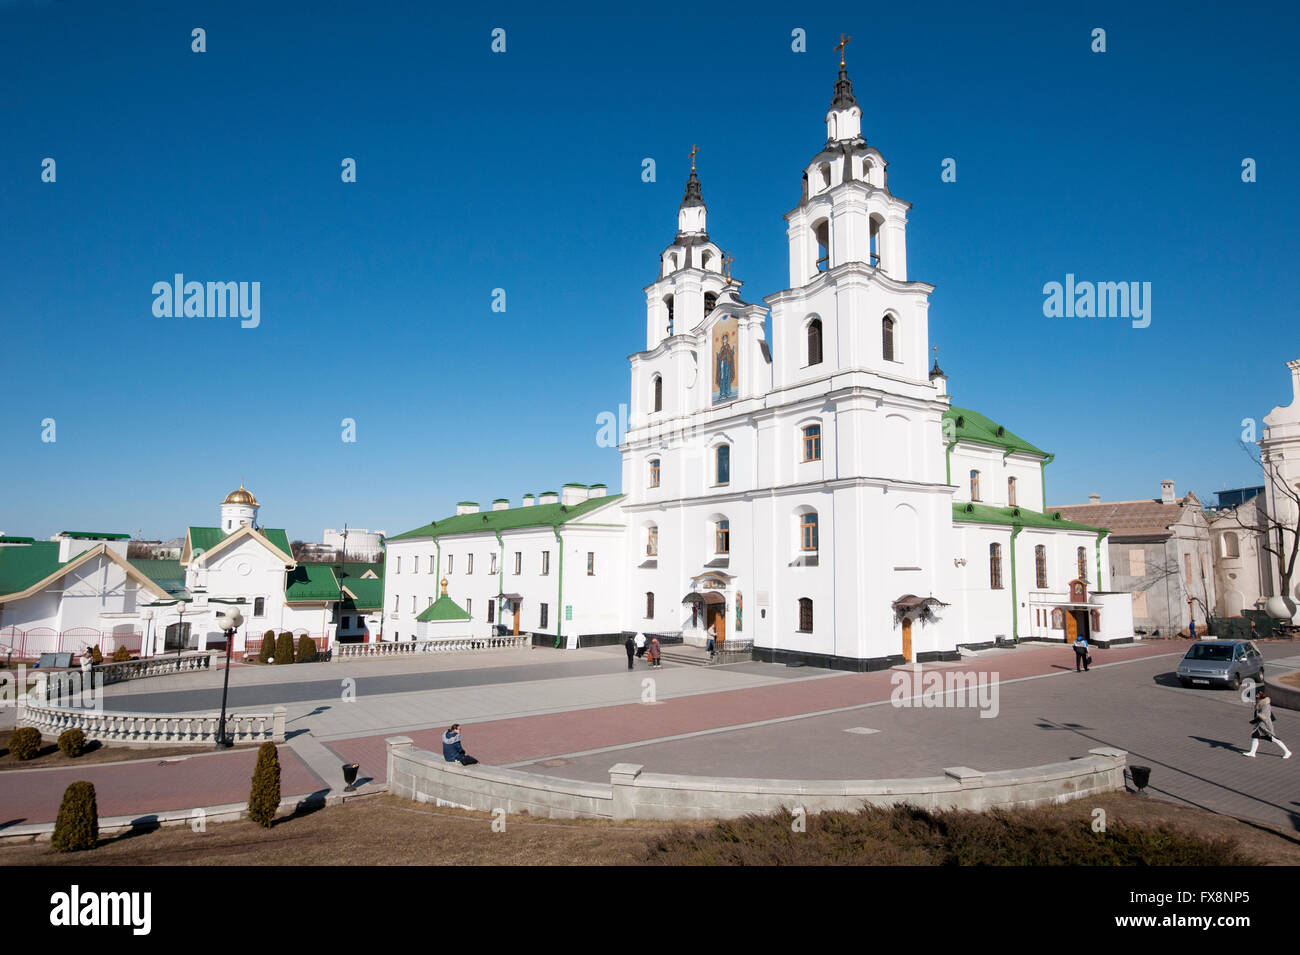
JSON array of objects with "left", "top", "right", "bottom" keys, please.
[{"left": 1219, "top": 443, "right": 1300, "bottom": 609}]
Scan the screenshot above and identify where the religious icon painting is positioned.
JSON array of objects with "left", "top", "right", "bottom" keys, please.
[{"left": 712, "top": 315, "right": 739, "bottom": 405}]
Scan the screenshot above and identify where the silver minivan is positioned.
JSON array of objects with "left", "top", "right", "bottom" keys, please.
[{"left": 1176, "top": 640, "right": 1265, "bottom": 689}]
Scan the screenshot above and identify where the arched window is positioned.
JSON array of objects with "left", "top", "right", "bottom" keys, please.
[
  {"left": 882, "top": 316, "right": 896, "bottom": 362},
  {"left": 798, "top": 597, "right": 814, "bottom": 632},
  {"left": 990, "top": 543, "right": 1003, "bottom": 590},
  {"left": 814, "top": 220, "right": 830, "bottom": 273},
  {"left": 807, "top": 318, "right": 823, "bottom": 366},
  {"left": 802, "top": 424, "right": 822, "bottom": 462},
  {"left": 646, "top": 525, "right": 658, "bottom": 557},
  {"left": 869, "top": 213, "right": 884, "bottom": 268},
  {"left": 1007, "top": 477, "right": 1017, "bottom": 507},
  {"left": 704, "top": 291, "right": 717, "bottom": 314},
  {"left": 715, "top": 444, "right": 731, "bottom": 485},
  {"left": 970, "top": 469, "right": 981, "bottom": 502},
  {"left": 800, "top": 512, "right": 819, "bottom": 552},
  {"left": 1035, "top": 545, "right": 1047, "bottom": 589},
  {"left": 1077, "top": 546, "right": 1088, "bottom": 580},
  {"left": 646, "top": 592, "right": 655, "bottom": 619},
  {"left": 715, "top": 519, "right": 731, "bottom": 554},
  {"left": 1222, "top": 532, "right": 1240, "bottom": 559},
  {"left": 649, "top": 458, "right": 661, "bottom": 488},
  {"left": 652, "top": 374, "right": 662, "bottom": 412},
  {"left": 664, "top": 294, "right": 674, "bottom": 335}
]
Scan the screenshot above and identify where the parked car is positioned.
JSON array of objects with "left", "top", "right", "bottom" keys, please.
[{"left": 1176, "top": 640, "right": 1265, "bottom": 689}]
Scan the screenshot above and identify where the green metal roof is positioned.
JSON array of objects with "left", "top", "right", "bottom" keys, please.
[
  {"left": 387, "top": 494, "right": 625, "bottom": 542},
  {"left": 415, "top": 594, "right": 471, "bottom": 622},
  {"left": 284, "top": 563, "right": 341, "bottom": 602},
  {"left": 128, "top": 559, "right": 187, "bottom": 593},
  {"left": 944, "top": 407, "right": 1047, "bottom": 458},
  {"left": 298, "top": 560, "right": 384, "bottom": 580},
  {"left": 59, "top": 531, "right": 130, "bottom": 540},
  {"left": 953, "top": 502, "right": 1103, "bottom": 533},
  {"left": 0, "top": 536, "right": 36, "bottom": 544},
  {"left": 0, "top": 542, "right": 66, "bottom": 596},
  {"left": 340, "top": 577, "right": 384, "bottom": 611}
]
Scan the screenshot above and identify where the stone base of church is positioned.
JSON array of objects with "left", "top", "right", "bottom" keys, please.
[{"left": 752, "top": 647, "right": 907, "bottom": 671}]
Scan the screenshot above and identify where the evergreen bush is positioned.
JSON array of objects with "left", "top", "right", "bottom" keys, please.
[
  {"left": 274, "top": 632, "right": 294, "bottom": 665},
  {"left": 258, "top": 630, "right": 276, "bottom": 663},
  {"left": 51, "top": 780, "right": 99, "bottom": 852},
  {"left": 112, "top": 645, "right": 132, "bottom": 663},
  {"left": 295, "top": 635, "right": 318, "bottom": 663},
  {"left": 90, "top": 645, "right": 103, "bottom": 665},
  {"left": 9, "top": 727, "right": 42, "bottom": 760},
  {"left": 247, "top": 741, "right": 281, "bottom": 827},
  {"left": 57, "top": 728, "right": 88, "bottom": 758}
]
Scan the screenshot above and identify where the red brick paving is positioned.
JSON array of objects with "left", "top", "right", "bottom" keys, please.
[
  {"left": 0, "top": 745, "right": 324, "bottom": 827},
  {"left": 326, "top": 641, "right": 1179, "bottom": 782}
]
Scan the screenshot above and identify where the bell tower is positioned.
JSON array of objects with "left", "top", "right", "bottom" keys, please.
[{"left": 219, "top": 479, "right": 260, "bottom": 533}]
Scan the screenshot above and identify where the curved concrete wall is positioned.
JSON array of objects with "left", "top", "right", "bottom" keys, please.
[{"left": 386, "top": 737, "right": 1128, "bottom": 821}]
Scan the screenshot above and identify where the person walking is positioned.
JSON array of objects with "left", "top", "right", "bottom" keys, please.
[
  {"left": 706, "top": 622, "right": 717, "bottom": 658},
  {"left": 1243, "top": 688, "right": 1292, "bottom": 758},
  {"left": 649, "top": 635, "right": 662, "bottom": 668},
  {"left": 1073, "top": 633, "right": 1091, "bottom": 672},
  {"left": 624, "top": 633, "right": 636, "bottom": 670},
  {"left": 634, "top": 631, "right": 647, "bottom": 660}
]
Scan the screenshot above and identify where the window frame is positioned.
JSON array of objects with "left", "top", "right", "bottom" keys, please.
[
  {"left": 802, "top": 424, "right": 822, "bottom": 462},
  {"left": 798, "top": 597, "right": 814, "bottom": 633}
]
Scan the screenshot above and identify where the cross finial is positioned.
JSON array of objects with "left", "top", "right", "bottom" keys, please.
[
  {"left": 933, "top": 344, "right": 939, "bottom": 359},
  {"left": 689, "top": 144, "right": 698, "bottom": 173},
  {"left": 724, "top": 253, "right": 735, "bottom": 285},
  {"left": 835, "top": 33, "right": 852, "bottom": 68}
]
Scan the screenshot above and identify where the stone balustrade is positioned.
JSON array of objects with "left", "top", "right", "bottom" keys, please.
[
  {"left": 95, "top": 651, "right": 216, "bottom": 685},
  {"left": 386, "top": 736, "right": 1129, "bottom": 821},
  {"left": 19, "top": 702, "right": 286, "bottom": 745},
  {"left": 333, "top": 634, "right": 533, "bottom": 660}
]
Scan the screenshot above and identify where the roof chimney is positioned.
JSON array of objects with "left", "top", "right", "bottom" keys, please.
[
  {"left": 1160, "top": 480, "right": 1175, "bottom": 504},
  {"left": 561, "top": 484, "right": 588, "bottom": 506},
  {"left": 1088, "top": 493, "right": 1101, "bottom": 505},
  {"left": 521, "top": 494, "right": 535, "bottom": 508},
  {"left": 455, "top": 501, "right": 479, "bottom": 515},
  {"left": 588, "top": 484, "right": 607, "bottom": 499},
  {"left": 492, "top": 499, "right": 509, "bottom": 511},
  {"left": 539, "top": 491, "right": 559, "bottom": 506}
]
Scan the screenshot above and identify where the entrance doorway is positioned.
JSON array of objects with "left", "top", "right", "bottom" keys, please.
[
  {"left": 512, "top": 601, "right": 520, "bottom": 636},
  {"left": 902, "top": 617, "right": 913, "bottom": 662},
  {"left": 1064, "top": 609, "right": 1090, "bottom": 642},
  {"left": 706, "top": 603, "right": 726, "bottom": 645},
  {"left": 163, "top": 622, "right": 190, "bottom": 652}
]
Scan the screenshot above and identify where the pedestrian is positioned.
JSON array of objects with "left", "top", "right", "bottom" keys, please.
[
  {"left": 1189, "top": 618, "right": 1197, "bottom": 639},
  {"left": 1243, "top": 688, "right": 1292, "bottom": 759},
  {"left": 1073, "top": 633, "right": 1091, "bottom": 672},
  {"left": 624, "top": 633, "right": 635, "bottom": 670},
  {"left": 706, "top": 622, "right": 717, "bottom": 658},
  {"left": 441, "top": 723, "right": 479, "bottom": 765},
  {"left": 649, "top": 635, "right": 661, "bottom": 668},
  {"left": 634, "top": 631, "right": 647, "bottom": 659}
]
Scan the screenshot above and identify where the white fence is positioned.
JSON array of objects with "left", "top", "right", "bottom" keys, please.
[
  {"left": 96, "top": 651, "right": 216, "bottom": 685},
  {"left": 333, "top": 634, "right": 532, "bottom": 660},
  {"left": 19, "top": 702, "right": 287, "bottom": 746}
]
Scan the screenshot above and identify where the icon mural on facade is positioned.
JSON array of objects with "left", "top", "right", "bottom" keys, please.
[{"left": 712, "top": 316, "right": 738, "bottom": 405}]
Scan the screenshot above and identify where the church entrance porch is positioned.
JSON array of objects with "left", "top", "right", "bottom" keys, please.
[{"left": 683, "top": 571, "right": 733, "bottom": 648}]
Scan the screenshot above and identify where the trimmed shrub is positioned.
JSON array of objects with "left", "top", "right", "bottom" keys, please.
[
  {"left": 274, "top": 632, "right": 294, "bottom": 665},
  {"left": 295, "top": 635, "right": 318, "bottom": 663},
  {"left": 51, "top": 781, "right": 99, "bottom": 852},
  {"left": 57, "top": 728, "right": 88, "bottom": 758},
  {"left": 89, "top": 645, "right": 103, "bottom": 665},
  {"left": 257, "top": 630, "right": 276, "bottom": 664},
  {"left": 112, "top": 645, "right": 132, "bottom": 663},
  {"left": 9, "top": 727, "right": 42, "bottom": 760},
  {"left": 247, "top": 742, "right": 282, "bottom": 827}
]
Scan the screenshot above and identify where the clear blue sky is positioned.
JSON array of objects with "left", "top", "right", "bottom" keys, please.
[{"left": 2, "top": 0, "right": 1297, "bottom": 541}]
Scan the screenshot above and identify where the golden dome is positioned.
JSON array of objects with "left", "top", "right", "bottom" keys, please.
[{"left": 222, "top": 479, "right": 259, "bottom": 507}]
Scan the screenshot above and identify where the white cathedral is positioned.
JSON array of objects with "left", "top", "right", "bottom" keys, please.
[{"left": 382, "top": 58, "right": 1133, "bottom": 668}]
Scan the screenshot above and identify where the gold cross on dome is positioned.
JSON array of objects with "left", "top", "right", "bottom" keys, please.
[
  {"left": 689, "top": 144, "right": 699, "bottom": 172},
  {"left": 835, "top": 33, "right": 852, "bottom": 68},
  {"left": 724, "top": 253, "right": 735, "bottom": 284}
]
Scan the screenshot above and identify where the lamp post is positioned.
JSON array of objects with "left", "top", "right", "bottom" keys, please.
[
  {"left": 142, "top": 609, "right": 154, "bottom": 659},
  {"left": 213, "top": 607, "right": 243, "bottom": 749},
  {"left": 174, "top": 602, "right": 188, "bottom": 660}
]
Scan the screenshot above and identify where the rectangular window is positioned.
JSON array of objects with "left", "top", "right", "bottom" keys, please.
[
  {"left": 468, "top": 554, "right": 474, "bottom": 574},
  {"left": 647, "top": 526, "right": 659, "bottom": 556},
  {"left": 447, "top": 554, "right": 454, "bottom": 574},
  {"left": 466, "top": 598, "right": 472, "bottom": 617},
  {"left": 646, "top": 592, "right": 655, "bottom": 618},
  {"left": 429, "top": 555, "right": 436, "bottom": 574},
  {"left": 1007, "top": 477, "right": 1017, "bottom": 506},
  {"left": 587, "top": 552, "right": 595, "bottom": 576},
  {"left": 540, "top": 603, "right": 549, "bottom": 629},
  {"left": 716, "top": 520, "right": 730, "bottom": 555},
  {"left": 514, "top": 552, "right": 522, "bottom": 575},
  {"left": 490, "top": 554, "right": 498, "bottom": 575},
  {"left": 649, "top": 459, "right": 661, "bottom": 488},
  {"left": 395, "top": 556, "right": 401, "bottom": 574},
  {"left": 990, "top": 543, "right": 1003, "bottom": 590},
  {"left": 254, "top": 597, "right": 265, "bottom": 617},
  {"left": 487, "top": 600, "right": 495, "bottom": 623},
  {"left": 393, "top": 594, "right": 399, "bottom": 612},
  {"left": 802, "top": 425, "right": 821, "bottom": 462},
  {"left": 341, "top": 616, "right": 350, "bottom": 629},
  {"left": 970, "top": 470, "right": 981, "bottom": 502},
  {"left": 542, "top": 551, "right": 550, "bottom": 575},
  {"left": 1129, "top": 549, "right": 1145, "bottom": 577},
  {"left": 1132, "top": 591, "right": 1148, "bottom": 617},
  {"left": 1184, "top": 553, "right": 1192, "bottom": 587},
  {"left": 413, "top": 556, "right": 419, "bottom": 575},
  {"left": 410, "top": 596, "right": 416, "bottom": 613},
  {"left": 798, "top": 597, "right": 813, "bottom": 633},
  {"left": 801, "top": 513, "right": 819, "bottom": 551},
  {"left": 716, "top": 445, "right": 731, "bottom": 485}
]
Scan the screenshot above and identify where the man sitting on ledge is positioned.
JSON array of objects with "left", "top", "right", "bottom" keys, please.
[{"left": 442, "top": 723, "right": 479, "bottom": 766}]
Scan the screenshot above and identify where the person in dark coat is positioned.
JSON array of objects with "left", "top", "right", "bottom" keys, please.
[
  {"left": 1073, "top": 634, "right": 1091, "bottom": 672},
  {"left": 624, "top": 633, "right": 636, "bottom": 670},
  {"left": 1243, "top": 689, "right": 1292, "bottom": 758},
  {"left": 441, "top": 723, "right": 479, "bottom": 765}
]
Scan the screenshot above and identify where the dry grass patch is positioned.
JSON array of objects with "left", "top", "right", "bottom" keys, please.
[{"left": 0, "top": 729, "right": 213, "bottom": 772}]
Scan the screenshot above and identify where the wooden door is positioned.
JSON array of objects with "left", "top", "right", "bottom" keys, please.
[
  {"left": 715, "top": 605, "right": 726, "bottom": 644},
  {"left": 512, "top": 602, "right": 520, "bottom": 636},
  {"left": 902, "top": 617, "right": 913, "bottom": 662},
  {"left": 1065, "top": 611, "right": 1078, "bottom": 642}
]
